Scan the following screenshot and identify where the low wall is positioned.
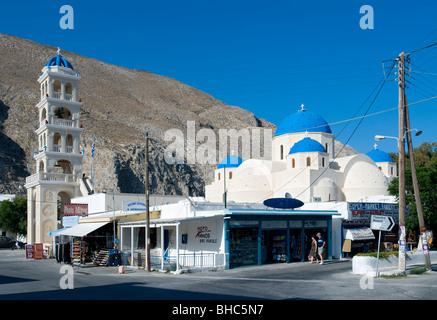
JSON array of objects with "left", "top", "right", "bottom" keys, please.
[{"left": 352, "top": 251, "right": 437, "bottom": 275}]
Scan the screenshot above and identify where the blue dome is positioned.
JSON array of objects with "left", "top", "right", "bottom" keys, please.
[
  {"left": 275, "top": 108, "right": 332, "bottom": 137},
  {"left": 366, "top": 149, "right": 393, "bottom": 163},
  {"left": 45, "top": 54, "right": 74, "bottom": 70},
  {"left": 289, "top": 137, "right": 327, "bottom": 154},
  {"left": 217, "top": 155, "right": 243, "bottom": 169}
]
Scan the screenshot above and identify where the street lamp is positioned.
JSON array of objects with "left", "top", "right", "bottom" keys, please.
[
  {"left": 375, "top": 128, "right": 431, "bottom": 271},
  {"left": 374, "top": 129, "right": 422, "bottom": 142}
]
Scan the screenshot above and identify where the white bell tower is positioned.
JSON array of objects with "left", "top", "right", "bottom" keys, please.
[{"left": 25, "top": 49, "right": 86, "bottom": 244}]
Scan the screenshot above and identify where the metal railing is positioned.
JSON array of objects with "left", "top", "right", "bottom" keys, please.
[{"left": 25, "top": 172, "right": 80, "bottom": 185}]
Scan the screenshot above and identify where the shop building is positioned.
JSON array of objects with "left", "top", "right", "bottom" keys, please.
[
  {"left": 301, "top": 195, "right": 399, "bottom": 258},
  {"left": 47, "top": 193, "right": 185, "bottom": 264},
  {"left": 119, "top": 199, "right": 340, "bottom": 271}
]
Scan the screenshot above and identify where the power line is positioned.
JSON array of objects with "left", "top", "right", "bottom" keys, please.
[
  {"left": 252, "top": 63, "right": 396, "bottom": 204},
  {"left": 293, "top": 63, "right": 396, "bottom": 200},
  {"left": 406, "top": 41, "right": 437, "bottom": 56}
]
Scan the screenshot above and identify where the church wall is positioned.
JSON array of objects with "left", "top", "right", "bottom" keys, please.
[{"left": 272, "top": 132, "right": 335, "bottom": 162}]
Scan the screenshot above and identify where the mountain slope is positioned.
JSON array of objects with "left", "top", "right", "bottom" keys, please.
[{"left": 0, "top": 33, "right": 274, "bottom": 196}]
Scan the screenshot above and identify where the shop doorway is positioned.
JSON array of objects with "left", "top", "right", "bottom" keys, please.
[
  {"left": 289, "top": 229, "right": 303, "bottom": 262},
  {"left": 304, "top": 229, "right": 327, "bottom": 261},
  {"left": 262, "top": 230, "right": 287, "bottom": 264}
]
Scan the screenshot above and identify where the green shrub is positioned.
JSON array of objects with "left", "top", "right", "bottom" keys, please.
[{"left": 355, "top": 251, "right": 399, "bottom": 259}]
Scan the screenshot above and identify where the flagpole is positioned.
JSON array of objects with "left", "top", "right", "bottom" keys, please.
[{"left": 91, "top": 137, "right": 95, "bottom": 193}]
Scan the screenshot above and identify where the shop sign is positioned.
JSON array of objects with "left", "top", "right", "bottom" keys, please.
[
  {"left": 64, "top": 203, "right": 88, "bottom": 217},
  {"left": 34, "top": 243, "right": 44, "bottom": 259},
  {"left": 62, "top": 215, "right": 79, "bottom": 227},
  {"left": 122, "top": 201, "right": 147, "bottom": 212},
  {"left": 25, "top": 244, "right": 34, "bottom": 259},
  {"left": 348, "top": 202, "right": 399, "bottom": 221},
  {"left": 195, "top": 225, "right": 217, "bottom": 244}
]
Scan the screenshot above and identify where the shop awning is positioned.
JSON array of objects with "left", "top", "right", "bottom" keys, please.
[
  {"left": 344, "top": 228, "right": 375, "bottom": 241},
  {"left": 47, "top": 227, "right": 71, "bottom": 237},
  {"left": 58, "top": 222, "right": 109, "bottom": 237}
]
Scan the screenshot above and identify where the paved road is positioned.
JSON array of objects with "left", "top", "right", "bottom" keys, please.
[{"left": 0, "top": 249, "right": 436, "bottom": 302}]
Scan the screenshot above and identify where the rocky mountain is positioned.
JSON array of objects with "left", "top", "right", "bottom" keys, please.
[{"left": 0, "top": 33, "right": 276, "bottom": 197}]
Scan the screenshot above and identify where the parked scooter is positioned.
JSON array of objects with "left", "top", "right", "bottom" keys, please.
[{"left": 11, "top": 240, "right": 26, "bottom": 250}]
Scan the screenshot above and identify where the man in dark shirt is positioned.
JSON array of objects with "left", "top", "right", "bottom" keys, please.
[{"left": 316, "top": 232, "right": 325, "bottom": 264}]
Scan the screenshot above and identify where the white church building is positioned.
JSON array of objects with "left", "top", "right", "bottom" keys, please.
[{"left": 205, "top": 105, "right": 397, "bottom": 204}]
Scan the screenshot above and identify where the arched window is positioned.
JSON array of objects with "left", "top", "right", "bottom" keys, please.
[
  {"left": 54, "top": 107, "right": 72, "bottom": 120},
  {"left": 280, "top": 145, "right": 284, "bottom": 160},
  {"left": 53, "top": 132, "right": 62, "bottom": 152},
  {"left": 218, "top": 173, "right": 221, "bottom": 181},
  {"left": 53, "top": 80, "right": 61, "bottom": 95},
  {"left": 40, "top": 108, "right": 47, "bottom": 123},
  {"left": 229, "top": 171, "right": 233, "bottom": 179},
  {"left": 322, "top": 157, "right": 325, "bottom": 167},
  {"left": 65, "top": 82, "right": 73, "bottom": 94},
  {"left": 66, "top": 134, "right": 73, "bottom": 153},
  {"left": 292, "top": 158, "right": 295, "bottom": 168},
  {"left": 306, "top": 157, "right": 311, "bottom": 167}
]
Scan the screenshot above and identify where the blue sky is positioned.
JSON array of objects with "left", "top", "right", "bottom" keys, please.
[{"left": 1, "top": 0, "right": 437, "bottom": 154}]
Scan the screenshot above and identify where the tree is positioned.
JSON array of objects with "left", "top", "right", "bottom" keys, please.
[
  {"left": 388, "top": 142, "right": 437, "bottom": 237},
  {"left": 0, "top": 196, "right": 27, "bottom": 235}
]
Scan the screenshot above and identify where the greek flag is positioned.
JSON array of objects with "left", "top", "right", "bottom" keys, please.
[{"left": 91, "top": 137, "right": 95, "bottom": 158}]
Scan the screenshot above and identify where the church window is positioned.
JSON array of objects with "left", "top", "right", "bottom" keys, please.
[
  {"left": 54, "top": 80, "right": 61, "bottom": 94},
  {"left": 218, "top": 173, "right": 221, "bottom": 181},
  {"left": 292, "top": 158, "right": 295, "bottom": 168},
  {"left": 322, "top": 157, "right": 325, "bottom": 167},
  {"left": 280, "top": 145, "right": 283, "bottom": 160},
  {"left": 306, "top": 157, "right": 311, "bottom": 167}
]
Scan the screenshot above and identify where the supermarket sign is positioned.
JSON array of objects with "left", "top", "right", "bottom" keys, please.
[{"left": 348, "top": 202, "right": 399, "bottom": 221}]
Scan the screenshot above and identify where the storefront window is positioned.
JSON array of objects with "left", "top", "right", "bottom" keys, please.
[{"left": 229, "top": 228, "right": 258, "bottom": 268}]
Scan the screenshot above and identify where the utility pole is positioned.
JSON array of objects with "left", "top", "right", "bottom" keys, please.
[
  {"left": 404, "top": 96, "right": 432, "bottom": 270},
  {"left": 145, "top": 133, "right": 151, "bottom": 271},
  {"left": 397, "top": 52, "right": 407, "bottom": 273}
]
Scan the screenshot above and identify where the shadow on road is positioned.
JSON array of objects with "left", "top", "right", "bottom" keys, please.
[{"left": 0, "top": 281, "right": 264, "bottom": 300}]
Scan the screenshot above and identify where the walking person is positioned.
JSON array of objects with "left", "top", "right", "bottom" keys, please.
[
  {"left": 309, "top": 235, "right": 319, "bottom": 264},
  {"left": 316, "top": 232, "right": 326, "bottom": 264}
]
